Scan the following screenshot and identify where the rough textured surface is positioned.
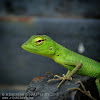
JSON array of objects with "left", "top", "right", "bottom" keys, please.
[
  {"left": 0, "top": 89, "right": 25, "bottom": 100},
  {"left": 26, "top": 75, "right": 99, "bottom": 100}
]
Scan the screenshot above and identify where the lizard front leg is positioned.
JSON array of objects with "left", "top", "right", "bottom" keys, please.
[{"left": 47, "top": 60, "right": 82, "bottom": 88}]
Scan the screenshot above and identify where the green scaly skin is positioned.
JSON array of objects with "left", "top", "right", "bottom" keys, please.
[{"left": 21, "top": 35, "right": 100, "bottom": 97}]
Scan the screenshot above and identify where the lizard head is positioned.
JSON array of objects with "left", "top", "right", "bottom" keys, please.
[{"left": 21, "top": 35, "right": 56, "bottom": 58}]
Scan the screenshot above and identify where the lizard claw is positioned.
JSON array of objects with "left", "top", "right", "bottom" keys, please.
[
  {"left": 67, "top": 81, "right": 96, "bottom": 100},
  {"left": 47, "top": 74, "right": 72, "bottom": 88}
]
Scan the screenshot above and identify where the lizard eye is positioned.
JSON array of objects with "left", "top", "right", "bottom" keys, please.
[
  {"left": 36, "top": 39, "right": 43, "bottom": 44},
  {"left": 33, "top": 37, "right": 46, "bottom": 46}
]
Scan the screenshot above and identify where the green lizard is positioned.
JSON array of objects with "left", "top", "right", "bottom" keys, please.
[{"left": 21, "top": 35, "right": 100, "bottom": 98}]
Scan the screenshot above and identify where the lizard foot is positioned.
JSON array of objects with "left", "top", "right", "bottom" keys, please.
[
  {"left": 47, "top": 74, "right": 72, "bottom": 88},
  {"left": 67, "top": 81, "right": 96, "bottom": 100}
]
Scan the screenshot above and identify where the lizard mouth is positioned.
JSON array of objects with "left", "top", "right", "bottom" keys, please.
[
  {"left": 21, "top": 43, "right": 32, "bottom": 50},
  {"left": 21, "top": 43, "right": 40, "bottom": 53}
]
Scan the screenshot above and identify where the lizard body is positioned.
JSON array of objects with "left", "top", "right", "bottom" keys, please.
[{"left": 21, "top": 35, "right": 100, "bottom": 97}]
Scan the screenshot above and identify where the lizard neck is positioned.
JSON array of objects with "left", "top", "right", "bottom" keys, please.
[{"left": 52, "top": 42, "right": 71, "bottom": 59}]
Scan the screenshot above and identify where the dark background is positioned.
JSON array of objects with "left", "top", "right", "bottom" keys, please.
[{"left": 0, "top": 0, "right": 100, "bottom": 95}]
